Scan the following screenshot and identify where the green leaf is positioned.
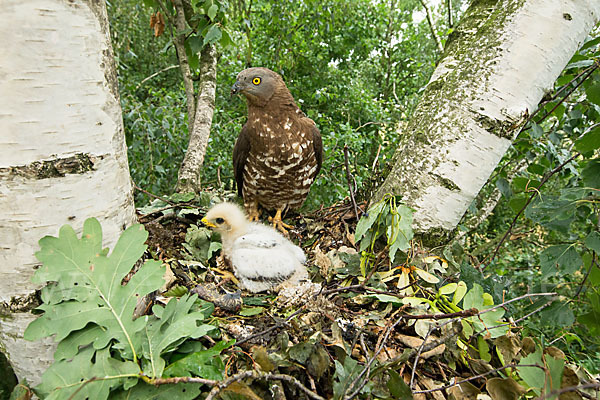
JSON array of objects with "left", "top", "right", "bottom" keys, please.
[
  {"left": 575, "top": 126, "right": 600, "bottom": 153},
  {"left": 112, "top": 382, "right": 203, "bottom": 399},
  {"left": 539, "top": 245, "right": 582, "bottom": 278},
  {"left": 387, "top": 205, "right": 413, "bottom": 263},
  {"left": 585, "top": 231, "right": 600, "bottom": 253},
  {"left": 530, "top": 123, "right": 544, "bottom": 139},
  {"left": 370, "top": 294, "right": 403, "bottom": 305},
  {"left": 452, "top": 281, "right": 467, "bottom": 305},
  {"left": 539, "top": 301, "right": 574, "bottom": 327},
  {"left": 207, "top": 4, "right": 218, "bottom": 20},
  {"left": 463, "top": 284, "right": 507, "bottom": 338},
  {"left": 544, "top": 354, "right": 565, "bottom": 398},
  {"left": 439, "top": 283, "right": 457, "bottom": 295},
  {"left": 220, "top": 27, "right": 234, "bottom": 47},
  {"left": 54, "top": 325, "right": 106, "bottom": 361},
  {"left": 525, "top": 193, "right": 577, "bottom": 234},
  {"left": 582, "top": 159, "right": 600, "bottom": 188},
  {"left": 518, "top": 347, "right": 544, "bottom": 395},
  {"left": 462, "top": 284, "right": 483, "bottom": 310},
  {"left": 585, "top": 83, "right": 600, "bottom": 106},
  {"left": 26, "top": 221, "right": 165, "bottom": 362},
  {"left": 163, "top": 340, "right": 234, "bottom": 380},
  {"left": 239, "top": 306, "right": 265, "bottom": 316},
  {"left": 139, "top": 294, "right": 217, "bottom": 378},
  {"left": 355, "top": 201, "right": 385, "bottom": 241},
  {"left": 203, "top": 24, "right": 222, "bottom": 46},
  {"left": 387, "top": 370, "right": 413, "bottom": 399},
  {"left": 35, "top": 347, "right": 139, "bottom": 400}
]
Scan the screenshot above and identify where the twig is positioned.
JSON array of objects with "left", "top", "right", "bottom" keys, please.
[
  {"left": 403, "top": 308, "right": 478, "bottom": 320},
  {"left": 133, "top": 183, "right": 176, "bottom": 205},
  {"left": 412, "top": 364, "right": 543, "bottom": 394},
  {"left": 204, "top": 371, "right": 325, "bottom": 400},
  {"left": 531, "top": 61, "right": 599, "bottom": 125},
  {"left": 343, "top": 315, "right": 404, "bottom": 400},
  {"left": 344, "top": 145, "right": 360, "bottom": 221},
  {"left": 536, "top": 383, "right": 600, "bottom": 400},
  {"left": 235, "top": 307, "right": 306, "bottom": 346},
  {"left": 410, "top": 322, "right": 438, "bottom": 389},
  {"left": 474, "top": 300, "right": 553, "bottom": 336},
  {"left": 475, "top": 292, "right": 557, "bottom": 315},
  {"left": 135, "top": 65, "right": 179, "bottom": 90},
  {"left": 371, "top": 143, "right": 382, "bottom": 172},
  {"left": 67, "top": 377, "right": 99, "bottom": 400},
  {"left": 485, "top": 154, "right": 579, "bottom": 268},
  {"left": 575, "top": 251, "right": 597, "bottom": 298},
  {"left": 418, "top": 0, "right": 444, "bottom": 53}
]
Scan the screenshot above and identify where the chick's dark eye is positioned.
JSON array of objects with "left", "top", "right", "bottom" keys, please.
[
  {"left": 215, "top": 217, "right": 225, "bottom": 224},
  {"left": 252, "top": 77, "right": 261, "bottom": 85}
]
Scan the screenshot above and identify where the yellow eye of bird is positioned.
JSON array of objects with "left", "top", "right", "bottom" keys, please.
[{"left": 252, "top": 77, "right": 261, "bottom": 85}]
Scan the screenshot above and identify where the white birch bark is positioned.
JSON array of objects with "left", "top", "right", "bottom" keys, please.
[
  {"left": 177, "top": 44, "right": 218, "bottom": 193},
  {"left": 0, "top": 0, "right": 136, "bottom": 385},
  {"left": 373, "top": 0, "right": 600, "bottom": 241}
]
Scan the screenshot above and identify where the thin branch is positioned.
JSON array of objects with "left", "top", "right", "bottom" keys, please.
[
  {"left": 530, "top": 61, "right": 600, "bottom": 125},
  {"left": 343, "top": 315, "right": 404, "bottom": 400},
  {"left": 410, "top": 323, "right": 437, "bottom": 389},
  {"left": 485, "top": 154, "right": 579, "bottom": 268},
  {"left": 419, "top": 0, "right": 444, "bottom": 53},
  {"left": 135, "top": 64, "right": 179, "bottom": 90},
  {"left": 235, "top": 306, "right": 306, "bottom": 346},
  {"left": 133, "top": 183, "right": 175, "bottom": 205},
  {"left": 574, "top": 251, "right": 597, "bottom": 298},
  {"left": 446, "top": 0, "right": 453, "bottom": 28},
  {"left": 412, "top": 364, "right": 544, "bottom": 394},
  {"left": 403, "top": 308, "right": 478, "bottom": 320},
  {"left": 204, "top": 371, "right": 325, "bottom": 400},
  {"left": 536, "top": 383, "right": 600, "bottom": 400},
  {"left": 344, "top": 145, "right": 360, "bottom": 220},
  {"left": 158, "top": 0, "right": 197, "bottom": 135}
]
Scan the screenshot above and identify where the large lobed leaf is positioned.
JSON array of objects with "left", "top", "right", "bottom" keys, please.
[
  {"left": 25, "top": 219, "right": 166, "bottom": 361},
  {"left": 24, "top": 218, "right": 227, "bottom": 399}
]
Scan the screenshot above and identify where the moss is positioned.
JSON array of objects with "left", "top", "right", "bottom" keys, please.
[
  {"left": 417, "top": 226, "right": 457, "bottom": 248},
  {"left": 433, "top": 174, "right": 460, "bottom": 192}
]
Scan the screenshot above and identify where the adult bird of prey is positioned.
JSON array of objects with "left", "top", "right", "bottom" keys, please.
[
  {"left": 201, "top": 202, "right": 308, "bottom": 293},
  {"left": 231, "top": 67, "right": 323, "bottom": 233}
]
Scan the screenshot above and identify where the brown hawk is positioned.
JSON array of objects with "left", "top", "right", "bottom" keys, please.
[{"left": 231, "top": 67, "right": 323, "bottom": 233}]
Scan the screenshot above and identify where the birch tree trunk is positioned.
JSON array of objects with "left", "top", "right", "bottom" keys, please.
[
  {"left": 0, "top": 0, "right": 136, "bottom": 386},
  {"left": 373, "top": 0, "right": 600, "bottom": 243},
  {"left": 177, "top": 44, "right": 218, "bottom": 193}
]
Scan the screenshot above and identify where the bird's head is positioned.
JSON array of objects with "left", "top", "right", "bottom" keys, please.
[
  {"left": 231, "top": 67, "right": 288, "bottom": 107},
  {"left": 201, "top": 202, "right": 249, "bottom": 238}
]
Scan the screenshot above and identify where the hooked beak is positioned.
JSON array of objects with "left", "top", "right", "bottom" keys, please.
[
  {"left": 201, "top": 217, "right": 216, "bottom": 228},
  {"left": 231, "top": 81, "right": 244, "bottom": 96}
]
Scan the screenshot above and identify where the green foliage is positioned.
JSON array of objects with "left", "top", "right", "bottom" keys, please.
[
  {"left": 107, "top": 0, "right": 441, "bottom": 207},
  {"left": 355, "top": 195, "right": 414, "bottom": 276},
  {"left": 25, "top": 218, "right": 232, "bottom": 399},
  {"left": 461, "top": 33, "right": 600, "bottom": 362},
  {"left": 518, "top": 347, "right": 564, "bottom": 398}
]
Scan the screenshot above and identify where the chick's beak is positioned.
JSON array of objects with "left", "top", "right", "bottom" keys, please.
[{"left": 201, "top": 217, "right": 216, "bottom": 228}]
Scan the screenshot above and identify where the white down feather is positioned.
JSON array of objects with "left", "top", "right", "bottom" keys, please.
[{"left": 202, "top": 203, "right": 308, "bottom": 293}]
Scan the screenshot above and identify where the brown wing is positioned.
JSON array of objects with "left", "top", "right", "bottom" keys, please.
[
  {"left": 300, "top": 116, "right": 323, "bottom": 178},
  {"left": 311, "top": 123, "right": 323, "bottom": 177},
  {"left": 233, "top": 124, "right": 251, "bottom": 197}
]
